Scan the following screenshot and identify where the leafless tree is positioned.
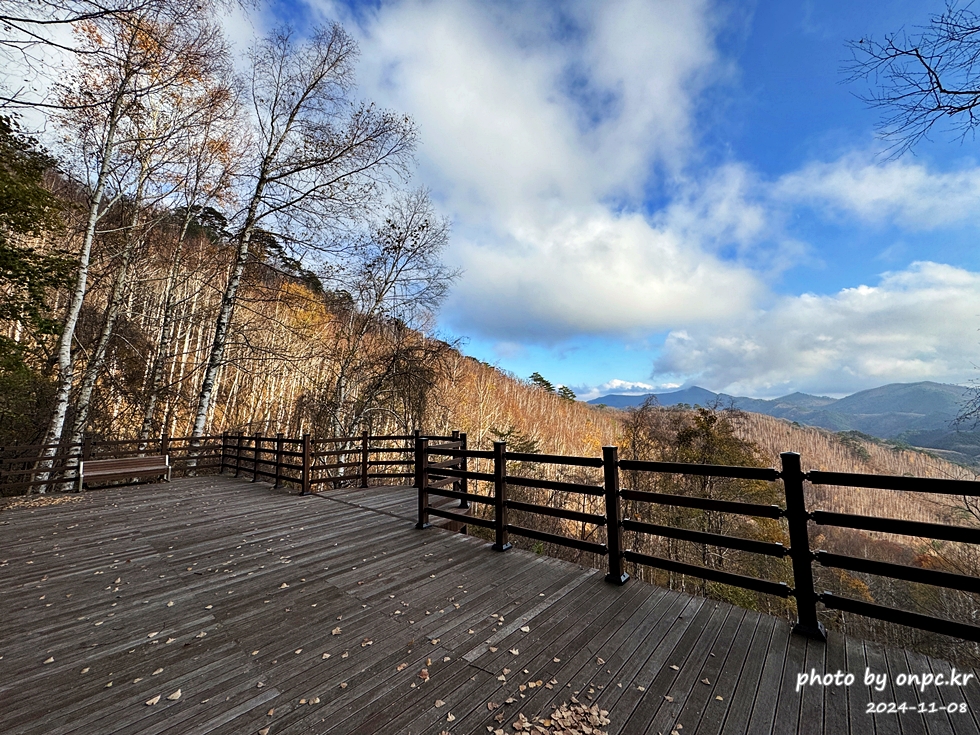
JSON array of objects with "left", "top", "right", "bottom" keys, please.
[
  {"left": 189, "top": 23, "right": 418, "bottom": 439},
  {"left": 845, "top": 2, "right": 980, "bottom": 155}
]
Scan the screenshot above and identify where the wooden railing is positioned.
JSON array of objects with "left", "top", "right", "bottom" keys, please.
[
  {"left": 0, "top": 430, "right": 452, "bottom": 496},
  {"left": 415, "top": 439, "right": 980, "bottom": 644}
]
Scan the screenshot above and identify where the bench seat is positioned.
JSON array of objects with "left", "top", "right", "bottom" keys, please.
[{"left": 78, "top": 455, "right": 170, "bottom": 491}]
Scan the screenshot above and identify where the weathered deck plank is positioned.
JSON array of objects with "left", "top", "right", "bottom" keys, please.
[{"left": 1, "top": 476, "right": 978, "bottom": 734}]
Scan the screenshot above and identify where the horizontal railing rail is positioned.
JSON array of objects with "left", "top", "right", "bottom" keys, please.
[{"left": 414, "top": 442, "right": 980, "bottom": 644}]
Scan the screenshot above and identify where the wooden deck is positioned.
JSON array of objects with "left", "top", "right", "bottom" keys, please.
[{"left": 1, "top": 477, "right": 978, "bottom": 735}]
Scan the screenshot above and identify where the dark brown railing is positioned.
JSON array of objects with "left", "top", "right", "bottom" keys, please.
[
  {"left": 0, "top": 431, "right": 447, "bottom": 496},
  {"left": 415, "top": 439, "right": 980, "bottom": 645}
]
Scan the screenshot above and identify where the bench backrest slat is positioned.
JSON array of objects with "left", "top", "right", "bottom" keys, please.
[{"left": 82, "top": 456, "right": 168, "bottom": 472}]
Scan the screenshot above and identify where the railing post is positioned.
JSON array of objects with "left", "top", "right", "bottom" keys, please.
[
  {"left": 82, "top": 436, "right": 92, "bottom": 462},
  {"left": 220, "top": 432, "right": 228, "bottom": 474},
  {"left": 781, "top": 451, "right": 827, "bottom": 641},
  {"left": 458, "top": 431, "right": 469, "bottom": 509},
  {"left": 492, "top": 441, "right": 511, "bottom": 551},
  {"left": 603, "top": 446, "right": 629, "bottom": 585},
  {"left": 274, "top": 432, "right": 283, "bottom": 488},
  {"left": 235, "top": 433, "right": 243, "bottom": 477},
  {"left": 301, "top": 433, "right": 311, "bottom": 496},
  {"left": 253, "top": 432, "right": 262, "bottom": 483},
  {"left": 415, "top": 436, "right": 430, "bottom": 529},
  {"left": 160, "top": 432, "right": 170, "bottom": 458},
  {"left": 361, "top": 430, "right": 369, "bottom": 488}
]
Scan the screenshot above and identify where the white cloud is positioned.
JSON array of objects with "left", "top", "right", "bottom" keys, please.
[
  {"left": 775, "top": 153, "right": 980, "bottom": 229},
  {"left": 654, "top": 262, "right": 980, "bottom": 396},
  {"left": 298, "top": 0, "right": 765, "bottom": 340}
]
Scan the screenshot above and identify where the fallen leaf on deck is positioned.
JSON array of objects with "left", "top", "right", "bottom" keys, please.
[
  {"left": 596, "top": 657, "right": 605, "bottom": 665},
  {"left": 488, "top": 646, "right": 498, "bottom": 653},
  {"left": 295, "top": 649, "right": 303, "bottom": 654},
  {"left": 520, "top": 626, "right": 530, "bottom": 633},
  {"left": 418, "top": 668, "right": 430, "bottom": 682},
  {"left": 43, "top": 657, "right": 54, "bottom": 664},
  {"left": 488, "top": 702, "right": 498, "bottom": 711},
  {"left": 166, "top": 601, "right": 173, "bottom": 607},
  {"left": 434, "top": 699, "right": 445, "bottom": 708},
  {"left": 339, "top": 682, "right": 348, "bottom": 689},
  {"left": 716, "top": 695, "right": 724, "bottom": 700},
  {"left": 165, "top": 638, "right": 176, "bottom": 644},
  {"left": 267, "top": 708, "right": 275, "bottom": 716},
  {"left": 331, "top": 627, "right": 342, "bottom": 635},
  {"left": 259, "top": 729, "right": 270, "bottom": 735},
  {"left": 311, "top": 696, "right": 320, "bottom": 704},
  {"left": 80, "top": 668, "right": 89, "bottom": 674},
  {"left": 194, "top": 632, "right": 206, "bottom": 639},
  {"left": 670, "top": 664, "right": 679, "bottom": 671},
  {"left": 446, "top": 712, "right": 455, "bottom": 722},
  {"left": 430, "top": 639, "right": 440, "bottom": 645},
  {"left": 701, "top": 678, "right": 710, "bottom": 685},
  {"left": 509, "top": 649, "right": 519, "bottom": 655},
  {"left": 322, "top": 653, "right": 331, "bottom": 660},
  {"left": 105, "top": 682, "right": 113, "bottom": 688},
  {"left": 167, "top": 689, "right": 181, "bottom": 701},
  {"left": 279, "top": 583, "right": 289, "bottom": 589},
  {"left": 397, "top": 663, "right": 408, "bottom": 671},
  {"left": 153, "top": 668, "right": 163, "bottom": 675},
  {"left": 341, "top": 651, "right": 349, "bottom": 659},
  {"left": 145, "top": 695, "right": 161, "bottom": 705}
]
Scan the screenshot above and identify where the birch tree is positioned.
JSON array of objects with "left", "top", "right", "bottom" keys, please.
[
  {"left": 35, "top": 5, "right": 227, "bottom": 483},
  {"left": 189, "top": 23, "right": 417, "bottom": 439}
]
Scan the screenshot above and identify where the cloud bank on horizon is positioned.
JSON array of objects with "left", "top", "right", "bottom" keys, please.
[{"left": 265, "top": 0, "right": 980, "bottom": 399}]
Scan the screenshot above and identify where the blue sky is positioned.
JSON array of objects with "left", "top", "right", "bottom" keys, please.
[{"left": 242, "top": 0, "right": 980, "bottom": 399}]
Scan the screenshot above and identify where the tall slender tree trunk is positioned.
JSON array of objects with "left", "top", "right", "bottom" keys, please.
[
  {"left": 35, "top": 95, "right": 127, "bottom": 491},
  {"left": 68, "top": 167, "right": 149, "bottom": 445},
  {"left": 138, "top": 211, "right": 193, "bottom": 442}
]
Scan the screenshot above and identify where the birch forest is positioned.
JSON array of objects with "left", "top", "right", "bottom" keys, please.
[{"left": 0, "top": 2, "right": 462, "bottom": 450}]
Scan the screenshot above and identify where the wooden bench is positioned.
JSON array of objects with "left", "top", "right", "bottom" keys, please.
[{"left": 77, "top": 455, "right": 171, "bottom": 492}]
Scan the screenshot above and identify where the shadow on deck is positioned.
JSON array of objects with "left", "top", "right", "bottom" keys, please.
[{"left": 1, "top": 476, "right": 978, "bottom": 735}]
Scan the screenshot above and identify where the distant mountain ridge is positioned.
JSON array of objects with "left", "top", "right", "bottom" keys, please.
[{"left": 589, "top": 381, "right": 980, "bottom": 464}]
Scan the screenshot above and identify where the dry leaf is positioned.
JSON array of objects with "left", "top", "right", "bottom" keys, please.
[
  {"left": 509, "top": 649, "right": 519, "bottom": 655},
  {"left": 397, "top": 663, "right": 408, "bottom": 671},
  {"left": 299, "top": 699, "right": 307, "bottom": 704},
  {"left": 259, "top": 729, "right": 270, "bottom": 735},
  {"left": 520, "top": 626, "right": 530, "bottom": 633},
  {"left": 311, "top": 697, "right": 320, "bottom": 704},
  {"left": 715, "top": 695, "right": 724, "bottom": 701},
  {"left": 418, "top": 668, "right": 430, "bottom": 682},
  {"left": 153, "top": 668, "right": 164, "bottom": 675},
  {"left": 361, "top": 639, "right": 373, "bottom": 647},
  {"left": 596, "top": 657, "right": 605, "bottom": 665},
  {"left": 80, "top": 667, "right": 89, "bottom": 674},
  {"left": 488, "top": 646, "right": 498, "bottom": 653},
  {"left": 205, "top": 605, "right": 213, "bottom": 610},
  {"left": 322, "top": 653, "right": 331, "bottom": 660},
  {"left": 267, "top": 709, "right": 275, "bottom": 716},
  {"left": 331, "top": 627, "right": 342, "bottom": 635},
  {"left": 670, "top": 664, "right": 679, "bottom": 671},
  {"left": 341, "top": 652, "right": 349, "bottom": 659},
  {"left": 42, "top": 657, "right": 54, "bottom": 664},
  {"left": 194, "top": 631, "right": 207, "bottom": 639},
  {"left": 430, "top": 638, "right": 440, "bottom": 645},
  {"left": 339, "top": 682, "right": 348, "bottom": 689},
  {"left": 105, "top": 682, "right": 113, "bottom": 688},
  {"left": 701, "top": 678, "right": 710, "bottom": 685},
  {"left": 553, "top": 657, "right": 560, "bottom": 663},
  {"left": 165, "top": 638, "right": 176, "bottom": 644},
  {"left": 145, "top": 695, "right": 161, "bottom": 706},
  {"left": 502, "top": 668, "right": 511, "bottom": 675},
  {"left": 488, "top": 702, "right": 499, "bottom": 711},
  {"left": 663, "top": 694, "right": 672, "bottom": 701},
  {"left": 166, "top": 601, "right": 174, "bottom": 607},
  {"left": 167, "top": 689, "right": 182, "bottom": 701},
  {"left": 446, "top": 712, "right": 456, "bottom": 722},
  {"left": 279, "top": 583, "right": 289, "bottom": 589},
  {"left": 434, "top": 699, "right": 445, "bottom": 708}
]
